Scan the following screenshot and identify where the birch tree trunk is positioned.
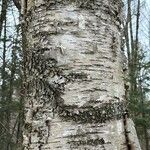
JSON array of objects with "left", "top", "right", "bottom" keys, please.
[{"left": 22, "top": 0, "right": 141, "bottom": 149}]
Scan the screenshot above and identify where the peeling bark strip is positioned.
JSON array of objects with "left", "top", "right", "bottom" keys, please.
[{"left": 23, "top": 0, "right": 141, "bottom": 150}]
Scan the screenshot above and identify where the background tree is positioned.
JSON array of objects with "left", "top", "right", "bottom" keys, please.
[
  {"left": 0, "top": 0, "right": 8, "bottom": 37},
  {"left": 0, "top": 1, "right": 24, "bottom": 149},
  {"left": 123, "top": 0, "right": 150, "bottom": 149}
]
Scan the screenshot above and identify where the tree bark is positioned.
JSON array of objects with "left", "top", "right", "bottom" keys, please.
[
  {"left": 22, "top": 0, "right": 141, "bottom": 149},
  {"left": 0, "top": 0, "right": 8, "bottom": 38},
  {"left": 0, "top": 10, "right": 7, "bottom": 150}
]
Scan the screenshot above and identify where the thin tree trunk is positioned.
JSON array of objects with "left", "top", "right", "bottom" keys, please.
[
  {"left": 6, "top": 24, "right": 19, "bottom": 150},
  {"left": 128, "top": 0, "right": 134, "bottom": 55},
  {"left": 123, "top": 16, "right": 130, "bottom": 67},
  {"left": 15, "top": 12, "right": 27, "bottom": 149},
  {"left": 127, "top": 0, "right": 138, "bottom": 115},
  {"left": 139, "top": 77, "right": 149, "bottom": 150},
  {"left": 134, "top": 0, "right": 140, "bottom": 75},
  {"left": 22, "top": 0, "right": 141, "bottom": 149},
  {"left": 143, "top": 126, "right": 149, "bottom": 150},
  {"left": 0, "top": 0, "right": 8, "bottom": 38},
  {"left": 0, "top": 11, "right": 7, "bottom": 150}
]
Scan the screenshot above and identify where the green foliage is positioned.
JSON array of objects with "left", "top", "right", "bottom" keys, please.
[{"left": 127, "top": 45, "right": 150, "bottom": 149}]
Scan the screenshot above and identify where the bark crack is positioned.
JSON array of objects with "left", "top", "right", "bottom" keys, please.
[{"left": 123, "top": 111, "right": 135, "bottom": 150}]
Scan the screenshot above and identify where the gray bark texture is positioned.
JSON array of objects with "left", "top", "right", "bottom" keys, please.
[{"left": 22, "top": 0, "right": 141, "bottom": 149}]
